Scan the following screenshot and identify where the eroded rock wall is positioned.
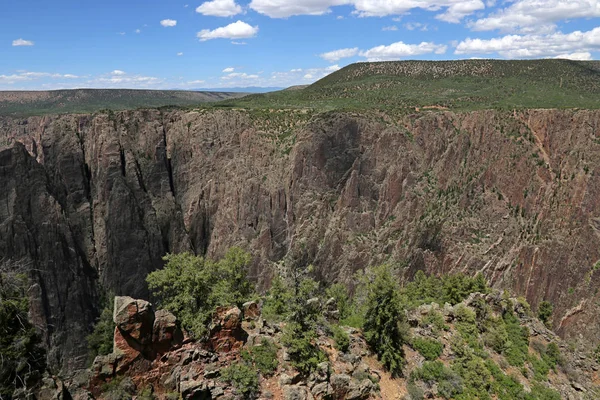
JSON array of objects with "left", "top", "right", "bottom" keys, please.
[{"left": 2, "top": 108, "right": 600, "bottom": 371}]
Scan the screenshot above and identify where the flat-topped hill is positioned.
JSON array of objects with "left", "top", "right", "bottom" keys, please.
[{"left": 221, "top": 59, "right": 600, "bottom": 110}]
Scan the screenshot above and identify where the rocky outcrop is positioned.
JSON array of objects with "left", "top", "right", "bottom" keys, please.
[
  {"left": 2, "top": 108, "right": 600, "bottom": 371},
  {"left": 83, "top": 298, "right": 382, "bottom": 400}
]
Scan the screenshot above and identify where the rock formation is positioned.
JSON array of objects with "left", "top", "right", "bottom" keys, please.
[{"left": 2, "top": 108, "right": 600, "bottom": 372}]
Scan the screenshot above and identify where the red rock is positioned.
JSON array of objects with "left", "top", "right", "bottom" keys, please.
[{"left": 208, "top": 306, "right": 248, "bottom": 352}]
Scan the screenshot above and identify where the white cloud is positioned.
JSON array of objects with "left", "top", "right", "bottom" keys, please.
[
  {"left": 319, "top": 47, "right": 359, "bottom": 62},
  {"left": 160, "top": 19, "right": 177, "bottom": 27},
  {"left": 197, "top": 20, "right": 258, "bottom": 41},
  {"left": 382, "top": 25, "right": 398, "bottom": 31},
  {"left": 111, "top": 70, "right": 126, "bottom": 76},
  {"left": 223, "top": 67, "right": 235, "bottom": 72},
  {"left": 188, "top": 80, "right": 206, "bottom": 84},
  {"left": 12, "top": 38, "right": 34, "bottom": 46},
  {"left": 360, "top": 41, "right": 447, "bottom": 61},
  {"left": 196, "top": 0, "right": 243, "bottom": 17},
  {"left": 135, "top": 29, "right": 141, "bottom": 34},
  {"left": 0, "top": 71, "right": 79, "bottom": 84},
  {"left": 250, "top": 0, "right": 484, "bottom": 19},
  {"left": 455, "top": 27, "right": 600, "bottom": 59},
  {"left": 404, "top": 22, "right": 428, "bottom": 31},
  {"left": 177, "top": 52, "right": 184, "bottom": 56},
  {"left": 554, "top": 52, "right": 593, "bottom": 61},
  {"left": 325, "top": 64, "right": 341, "bottom": 72},
  {"left": 304, "top": 73, "right": 314, "bottom": 79},
  {"left": 231, "top": 41, "right": 247, "bottom": 45},
  {"left": 470, "top": 0, "right": 600, "bottom": 33},
  {"left": 222, "top": 72, "right": 260, "bottom": 80},
  {"left": 435, "top": 0, "right": 485, "bottom": 23},
  {"left": 249, "top": 0, "right": 346, "bottom": 18}
]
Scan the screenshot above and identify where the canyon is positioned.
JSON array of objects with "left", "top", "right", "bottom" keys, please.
[{"left": 2, "top": 107, "right": 600, "bottom": 375}]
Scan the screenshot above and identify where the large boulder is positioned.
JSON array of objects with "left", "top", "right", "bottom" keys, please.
[
  {"left": 208, "top": 306, "right": 248, "bottom": 352},
  {"left": 153, "top": 309, "right": 184, "bottom": 353},
  {"left": 113, "top": 296, "right": 155, "bottom": 346}
]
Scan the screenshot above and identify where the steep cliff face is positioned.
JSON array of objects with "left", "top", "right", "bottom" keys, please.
[{"left": 1, "top": 108, "right": 600, "bottom": 372}]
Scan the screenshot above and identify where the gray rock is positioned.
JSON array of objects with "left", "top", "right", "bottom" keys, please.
[{"left": 283, "top": 385, "right": 310, "bottom": 400}]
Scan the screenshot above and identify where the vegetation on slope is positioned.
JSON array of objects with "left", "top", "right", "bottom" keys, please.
[
  {"left": 0, "top": 89, "right": 246, "bottom": 116},
  {"left": 218, "top": 59, "right": 600, "bottom": 111},
  {"left": 0, "top": 271, "right": 46, "bottom": 399}
]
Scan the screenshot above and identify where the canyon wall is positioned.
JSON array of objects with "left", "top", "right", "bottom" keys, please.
[{"left": 1, "top": 108, "right": 600, "bottom": 372}]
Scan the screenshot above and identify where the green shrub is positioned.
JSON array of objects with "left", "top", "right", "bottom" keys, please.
[
  {"left": 530, "top": 383, "right": 561, "bottom": 400},
  {"left": 411, "top": 361, "right": 463, "bottom": 399},
  {"left": 221, "top": 362, "right": 259, "bottom": 399},
  {"left": 362, "top": 265, "right": 409, "bottom": 377},
  {"left": 331, "top": 324, "right": 350, "bottom": 353},
  {"left": 483, "top": 320, "right": 508, "bottom": 353},
  {"left": 412, "top": 337, "right": 443, "bottom": 361},
  {"left": 280, "top": 274, "right": 327, "bottom": 376},
  {"left": 87, "top": 294, "right": 115, "bottom": 362},
  {"left": 262, "top": 275, "right": 293, "bottom": 322},
  {"left": 529, "top": 354, "right": 550, "bottom": 381},
  {"left": 537, "top": 301, "right": 553, "bottom": 326},
  {"left": 421, "top": 310, "right": 449, "bottom": 335},
  {"left": 0, "top": 272, "right": 46, "bottom": 399},
  {"left": 503, "top": 311, "right": 529, "bottom": 367},
  {"left": 407, "top": 382, "right": 424, "bottom": 400},
  {"left": 242, "top": 339, "right": 279, "bottom": 376},
  {"left": 545, "top": 342, "right": 561, "bottom": 368},
  {"left": 404, "top": 271, "right": 489, "bottom": 307},
  {"left": 326, "top": 283, "right": 352, "bottom": 320},
  {"left": 146, "top": 247, "right": 254, "bottom": 337}
]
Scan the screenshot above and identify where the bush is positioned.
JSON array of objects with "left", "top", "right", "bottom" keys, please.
[
  {"left": 280, "top": 274, "right": 327, "bottom": 376},
  {"left": 362, "top": 265, "right": 409, "bottom": 377},
  {"left": 221, "top": 362, "right": 259, "bottom": 398},
  {"left": 421, "top": 310, "right": 449, "bottom": 335},
  {"left": 537, "top": 301, "right": 553, "bottom": 326},
  {"left": 545, "top": 342, "right": 561, "bottom": 368},
  {"left": 503, "top": 311, "right": 529, "bottom": 367},
  {"left": 241, "top": 339, "right": 279, "bottom": 376},
  {"left": 482, "top": 315, "right": 508, "bottom": 354},
  {"left": 0, "top": 272, "right": 46, "bottom": 399},
  {"left": 87, "top": 294, "right": 115, "bottom": 362},
  {"left": 411, "top": 361, "right": 463, "bottom": 399},
  {"left": 326, "top": 283, "right": 352, "bottom": 320},
  {"left": 146, "top": 247, "right": 254, "bottom": 337},
  {"left": 262, "top": 275, "right": 293, "bottom": 322},
  {"left": 404, "top": 271, "right": 489, "bottom": 307},
  {"left": 412, "top": 337, "right": 443, "bottom": 361},
  {"left": 331, "top": 324, "right": 350, "bottom": 353}
]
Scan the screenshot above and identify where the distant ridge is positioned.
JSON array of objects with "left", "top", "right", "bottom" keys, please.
[
  {"left": 192, "top": 87, "right": 284, "bottom": 93},
  {"left": 0, "top": 88, "right": 246, "bottom": 116},
  {"left": 220, "top": 59, "right": 600, "bottom": 110}
]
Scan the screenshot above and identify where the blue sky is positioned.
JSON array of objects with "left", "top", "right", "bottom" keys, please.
[{"left": 1, "top": 0, "right": 599, "bottom": 90}]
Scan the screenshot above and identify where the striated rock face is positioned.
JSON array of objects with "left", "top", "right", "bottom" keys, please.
[{"left": 2, "top": 108, "right": 600, "bottom": 371}]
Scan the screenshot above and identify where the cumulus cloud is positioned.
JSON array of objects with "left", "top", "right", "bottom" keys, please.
[
  {"left": 470, "top": 0, "right": 600, "bottom": 33},
  {"left": 319, "top": 47, "right": 359, "bottom": 62},
  {"left": 222, "top": 72, "right": 260, "bottom": 80},
  {"left": 177, "top": 52, "right": 184, "bottom": 56},
  {"left": 197, "top": 21, "right": 258, "bottom": 41},
  {"left": 554, "top": 52, "right": 593, "bottom": 61},
  {"left": 249, "top": 0, "right": 483, "bottom": 20},
  {"left": 160, "top": 19, "right": 177, "bottom": 27},
  {"left": 111, "top": 70, "right": 126, "bottom": 75},
  {"left": 455, "top": 27, "right": 600, "bottom": 59},
  {"left": 0, "top": 71, "right": 78, "bottom": 84},
  {"left": 360, "top": 41, "right": 447, "bottom": 61},
  {"left": 382, "top": 25, "right": 398, "bottom": 31},
  {"left": 222, "top": 67, "right": 235, "bottom": 72},
  {"left": 12, "top": 38, "right": 34, "bottom": 46},
  {"left": 196, "top": 0, "right": 243, "bottom": 17}
]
